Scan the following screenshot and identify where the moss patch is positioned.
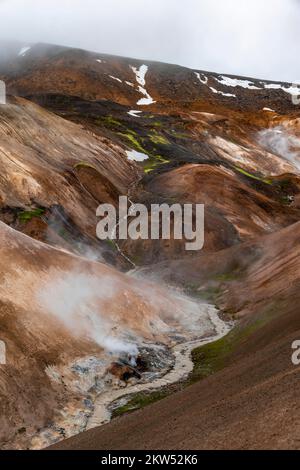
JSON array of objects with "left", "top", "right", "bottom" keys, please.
[
  {"left": 235, "top": 167, "right": 273, "bottom": 185},
  {"left": 112, "top": 390, "right": 169, "bottom": 418},
  {"left": 96, "top": 116, "right": 122, "bottom": 129},
  {"left": 149, "top": 132, "right": 170, "bottom": 146},
  {"left": 189, "top": 310, "right": 275, "bottom": 384},
  {"left": 17, "top": 208, "right": 45, "bottom": 223},
  {"left": 143, "top": 155, "right": 170, "bottom": 173},
  {"left": 118, "top": 132, "right": 146, "bottom": 153}
]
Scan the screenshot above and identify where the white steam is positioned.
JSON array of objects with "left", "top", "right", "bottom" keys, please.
[
  {"left": 258, "top": 126, "right": 300, "bottom": 171},
  {"left": 38, "top": 272, "right": 138, "bottom": 358}
]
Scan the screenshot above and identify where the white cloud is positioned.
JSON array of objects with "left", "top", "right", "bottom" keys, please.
[{"left": 0, "top": 0, "right": 300, "bottom": 81}]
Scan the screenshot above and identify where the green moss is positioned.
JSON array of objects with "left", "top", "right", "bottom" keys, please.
[
  {"left": 96, "top": 116, "right": 122, "bottom": 128},
  {"left": 171, "top": 132, "right": 190, "bottom": 139},
  {"left": 149, "top": 132, "right": 170, "bottom": 146},
  {"left": 112, "top": 390, "right": 169, "bottom": 418},
  {"left": 18, "top": 208, "right": 45, "bottom": 223},
  {"left": 189, "top": 313, "right": 273, "bottom": 384},
  {"left": 235, "top": 167, "right": 273, "bottom": 185},
  {"left": 143, "top": 155, "right": 170, "bottom": 173},
  {"left": 118, "top": 132, "right": 146, "bottom": 153},
  {"left": 189, "top": 335, "right": 233, "bottom": 383}
]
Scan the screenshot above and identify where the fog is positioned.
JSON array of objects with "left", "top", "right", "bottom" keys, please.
[
  {"left": 38, "top": 272, "right": 139, "bottom": 358},
  {"left": 0, "top": 0, "right": 300, "bottom": 81},
  {"left": 258, "top": 127, "right": 300, "bottom": 171}
]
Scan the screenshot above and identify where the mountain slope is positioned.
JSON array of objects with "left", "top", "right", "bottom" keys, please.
[
  {"left": 0, "top": 41, "right": 300, "bottom": 450},
  {"left": 1, "top": 42, "right": 300, "bottom": 113},
  {"left": 50, "top": 221, "right": 300, "bottom": 450}
]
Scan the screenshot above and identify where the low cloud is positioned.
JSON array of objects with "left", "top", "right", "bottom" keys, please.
[
  {"left": 0, "top": 0, "right": 300, "bottom": 81},
  {"left": 37, "top": 272, "right": 139, "bottom": 358},
  {"left": 258, "top": 126, "right": 300, "bottom": 170}
]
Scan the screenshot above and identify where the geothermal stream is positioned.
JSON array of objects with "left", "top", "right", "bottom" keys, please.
[
  {"left": 30, "top": 297, "right": 231, "bottom": 450},
  {"left": 87, "top": 304, "right": 231, "bottom": 429},
  {"left": 29, "top": 263, "right": 232, "bottom": 450}
]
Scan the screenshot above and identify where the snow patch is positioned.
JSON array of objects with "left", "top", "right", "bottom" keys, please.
[
  {"left": 126, "top": 150, "right": 149, "bottom": 162},
  {"left": 194, "top": 72, "right": 208, "bottom": 85},
  {"left": 131, "top": 64, "right": 148, "bottom": 86},
  {"left": 109, "top": 75, "right": 122, "bottom": 83},
  {"left": 264, "top": 82, "right": 300, "bottom": 97},
  {"left": 210, "top": 87, "right": 236, "bottom": 98},
  {"left": 137, "top": 89, "right": 156, "bottom": 106},
  {"left": 215, "top": 75, "right": 261, "bottom": 90},
  {"left": 202, "top": 73, "right": 300, "bottom": 99},
  {"left": 18, "top": 46, "right": 31, "bottom": 57},
  {"left": 128, "top": 110, "right": 142, "bottom": 118},
  {"left": 130, "top": 64, "right": 156, "bottom": 106}
]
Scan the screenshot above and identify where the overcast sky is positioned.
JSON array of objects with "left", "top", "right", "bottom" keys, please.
[{"left": 0, "top": 0, "right": 300, "bottom": 82}]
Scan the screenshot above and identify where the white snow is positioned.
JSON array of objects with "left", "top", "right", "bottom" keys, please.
[
  {"left": 264, "top": 83, "right": 281, "bottom": 90},
  {"left": 215, "top": 76, "right": 300, "bottom": 98},
  {"left": 264, "top": 82, "right": 300, "bottom": 97},
  {"left": 263, "top": 107, "right": 275, "bottom": 112},
  {"left": 128, "top": 110, "right": 142, "bottom": 118},
  {"left": 18, "top": 46, "right": 31, "bottom": 57},
  {"left": 193, "top": 71, "right": 300, "bottom": 101},
  {"left": 215, "top": 75, "right": 261, "bottom": 90},
  {"left": 125, "top": 81, "right": 135, "bottom": 88},
  {"left": 130, "top": 64, "right": 156, "bottom": 106},
  {"left": 194, "top": 72, "right": 208, "bottom": 85},
  {"left": 131, "top": 64, "right": 148, "bottom": 86},
  {"left": 109, "top": 75, "right": 122, "bottom": 83},
  {"left": 136, "top": 88, "right": 156, "bottom": 106},
  {"left": 126, "top": 150, "right": 149, "bottom": 162},
  {"left": 214, "top": 76, "right": 300, "bottom": 98},
  {"left": 96, "top": 59, "right": 102, "bottom": 64},
  {"left": 210, "top": 87, "right": 236, "bottom": 98}
]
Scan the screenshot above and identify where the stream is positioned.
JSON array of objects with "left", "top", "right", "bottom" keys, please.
[
  {"left": 87, "top": 304, "right": 232, "bottom": 429},
  {"left": 30, "top": 298, "right": 232, "bottom": 449}
]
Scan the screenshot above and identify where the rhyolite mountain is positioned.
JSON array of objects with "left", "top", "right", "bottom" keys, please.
[{"left": 0, "top": 41, "right": 300, "bottom": 450}]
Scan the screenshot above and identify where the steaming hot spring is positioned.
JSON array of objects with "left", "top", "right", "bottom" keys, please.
[{"left": 0, "top": 221, "right": 230, "bottom": 448}]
